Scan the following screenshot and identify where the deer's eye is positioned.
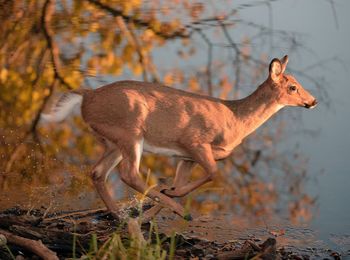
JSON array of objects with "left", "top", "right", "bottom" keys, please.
[{"left": 289, "top": 85, "right": 297, "bottom": 92}]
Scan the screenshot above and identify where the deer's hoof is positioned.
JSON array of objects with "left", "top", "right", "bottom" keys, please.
[
  {"left": 162, "top": 189, "right": 180, "bottom": 198},
  {"left": 112, "top": 212, "right": 120, "bottom": 219},
  {"left": 183, "top": 213, "right": 193, "bottom": 221}
]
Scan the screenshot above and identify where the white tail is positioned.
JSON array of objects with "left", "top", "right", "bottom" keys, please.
[
  {"left": 43, "top": 55, "right": 317, "bottom": 222},
  {"left": 41, "top": 92, "right": 83, "bottom": 122}
]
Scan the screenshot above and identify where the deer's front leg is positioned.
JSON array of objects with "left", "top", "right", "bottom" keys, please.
[
  {"left": 161, "top": 160, "right": 195, "bottom": 197},
  {"left": 142, "top": 160, "right": 195, "bottom": 222},
  {"left": 164, "top": 144, "right": 217, "bottom": 197},
  {"left": 145, "top": 145, "right": 216, "bottom": 222},
  {"left": 91, "top": 149, "right": 122, "bottom": 218}
]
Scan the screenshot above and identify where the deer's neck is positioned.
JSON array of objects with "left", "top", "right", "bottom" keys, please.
[{"left": 229, "top": 83, "right": 284, "bottom": 138}]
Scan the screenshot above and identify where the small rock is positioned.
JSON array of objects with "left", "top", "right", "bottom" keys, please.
[
  {"left": 191, "top": 247, "right": 204, "bottom": 256},
  {"left": 330, "top": 251, "right": 341, "bottom": 260},
  {"left": 0, "top": 234, "right": 7, "bottom": 246},
  {"left": 301, "top": 254, "right": 310, "bottom": 260},
  {"left": 175, "top": 249, "right": 188, "bottom": 257},
  {"left": 290, "top": 254, "right": 303, "bottom": 260}
]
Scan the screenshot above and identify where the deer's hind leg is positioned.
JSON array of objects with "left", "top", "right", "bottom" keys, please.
[
  {"left": 117, "top": 138, "right": 187, "bottom": 219},
  {"left": 90, "top": 135, "right": 122, "bottom": 218}
]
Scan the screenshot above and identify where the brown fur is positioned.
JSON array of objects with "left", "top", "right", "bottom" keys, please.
[{"left": 45, "top": 55, "right": 317, "bottom": 221}]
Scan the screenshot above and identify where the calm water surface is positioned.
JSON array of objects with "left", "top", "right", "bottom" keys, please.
[{"left": 1, "top": 0, "right": 349, "bottom": 255}]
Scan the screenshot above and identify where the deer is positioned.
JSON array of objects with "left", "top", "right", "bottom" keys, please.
[{"left": 41, "top": 55, "right": 317, "bottom": 222}]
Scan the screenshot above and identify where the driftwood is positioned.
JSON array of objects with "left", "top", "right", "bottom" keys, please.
[
  {"left": 0, "top": 229, "right": 58, "bottom": 260},
  {"left": 0, "top": 207, "right": 119, "bottom": 259}
]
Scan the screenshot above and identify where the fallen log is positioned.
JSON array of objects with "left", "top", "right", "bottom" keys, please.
[{"left": 0, "top": 229, "right": 58, "bottom": 260}]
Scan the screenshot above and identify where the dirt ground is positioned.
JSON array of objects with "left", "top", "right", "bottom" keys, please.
[{"left": 0, "top": 206, "right": 346, "bottom": 259}]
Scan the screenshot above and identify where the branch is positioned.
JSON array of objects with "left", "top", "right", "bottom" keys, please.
[
  {"left": 42, "top": 0, "right": 73, "bottom": 90},
  {"left": 0, "top": 229, "right": 59, "bottom": 260},
  {"left": 219, "top": 21, "right": 241, "bottom": 97},
  {"left": 115, "top": 16, "right": 149, "bottom": 81},
  {"left": 3, "top": 79, "right": 58, "bottom": 176},
  {"left": 87, "top": 0, "right": 190, "bottom": 39},
  {"left": 30, "top": 79, "right": 58, "bottom": 138},
  {"left": 196, "top": 29, "right": 213, "bottom": 96},
  {"left": 327, "top": 0, "right": 339, "bottom": 29},
  {"left": 128, "top": 21, "right": 161, "bottom": 82}
]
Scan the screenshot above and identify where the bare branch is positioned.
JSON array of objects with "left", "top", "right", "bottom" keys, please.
[
  {"left": 196, "top": 29, "right": 213, "bottom": 96},
  {"left": 219, "top": 22, "right": 241, "bottom": 97},
  {"left": 42, "top": 0, "right": 73, "bottom": 90},
  {"left": 327, "top": 0, "right": 339, "bottom": 29},
  {"left": 4, "top": 79, "right": 58, "bottom": 175}
]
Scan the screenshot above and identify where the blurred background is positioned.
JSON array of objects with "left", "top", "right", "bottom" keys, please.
[{"left": 0, "top": 0, "right": 349, "bottom": 248}]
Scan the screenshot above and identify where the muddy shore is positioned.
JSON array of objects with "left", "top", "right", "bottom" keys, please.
[{"left": 0, "top": 206, "right": 345, "bottom": 259}]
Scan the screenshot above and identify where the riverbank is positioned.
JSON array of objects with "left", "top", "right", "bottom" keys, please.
[{"left": 0, "top": 206, "right": 346, "bottom": 259}]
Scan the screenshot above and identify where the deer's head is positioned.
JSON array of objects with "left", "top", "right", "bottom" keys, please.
[{"left": 269, "top": 55, "right": 318, "bottom": 109}]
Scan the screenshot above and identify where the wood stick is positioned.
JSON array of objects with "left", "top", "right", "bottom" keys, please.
[
  {"left": 42, "top": 207, "right": 106, "bottom": 222},
  {"left": 0, "top": 229, "right": 58, "bottom": 260}
]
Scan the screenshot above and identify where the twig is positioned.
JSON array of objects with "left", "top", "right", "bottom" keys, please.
[
  {"left": 42, "top": 207, "right": 106, "bottom": 222},
  {"left": 0, "top": 229, "right": 59, "bottom": 260},
  {"left": 327, "top": 0, "right": 339, "bottom": 29},
  {"left": 196, "top": 29, "right": 213, "bottom": 96},
  {"left": 219, "top": 21, "right": 241, "bottom": 98}
]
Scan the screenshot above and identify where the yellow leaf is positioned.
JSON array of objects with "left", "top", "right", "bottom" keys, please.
[
  {"left": 188, "top": 76, "right": 200, "bottom": 91},
  {"left": 0, "top": 69, "right": 8, "bottom": 82},
  {"left": 163, "top": 72, "right": 174, "bottom": 86},
  {"left": 131, "top": 63, "right": 143, "bottom": 76},
  {"left": 32, "top": 91, "right": 41, "bottom": 101}
]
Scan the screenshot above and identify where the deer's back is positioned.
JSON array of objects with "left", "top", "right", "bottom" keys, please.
[{"left": 81, "top": 81, "right": 238, "bottom": 155}]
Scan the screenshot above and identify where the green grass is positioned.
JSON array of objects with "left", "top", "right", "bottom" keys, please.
[
  {"left": 3, "top": 245, "right": 15, "bottom": 260},
  {"left": 80, "top": 169, "right": 183, "bottom": 259},
  {"left": 81, "top": 219, "right": 175, "bottom": 260}
]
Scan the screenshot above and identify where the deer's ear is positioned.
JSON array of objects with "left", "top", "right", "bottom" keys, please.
[
  {"left": 280, "top": 55, "right": 288, "bottom": 74},
  {"left": 269, "top": 58, "right": 282, "bottom": 82}
]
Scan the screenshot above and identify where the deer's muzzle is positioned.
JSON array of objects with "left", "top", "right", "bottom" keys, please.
[{"left": 304, "top": 99, "right": 318, "bottom": 109}]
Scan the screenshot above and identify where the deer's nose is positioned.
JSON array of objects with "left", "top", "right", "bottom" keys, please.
[{"left": 304, "top": 99, "right": 318, "bottom": 109}]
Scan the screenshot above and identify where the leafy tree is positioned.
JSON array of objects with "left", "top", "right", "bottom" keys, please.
[{"left": 0, "top": 0, "right": 318, "bottom": 222}]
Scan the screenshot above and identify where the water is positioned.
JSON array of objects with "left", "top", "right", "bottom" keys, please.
[
  {"left": 234, "top": 0, "right": 350, "bottom": 252},
  {"left": 1, "top": 0, "right": 349, "bottom": 256},
  {"left": 272, "top": 0, "right": 350, "bottom": 237}
]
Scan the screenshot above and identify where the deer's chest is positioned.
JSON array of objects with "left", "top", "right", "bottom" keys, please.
[{"left": 211, "top": 131, "right": 242, "bottom": 159}]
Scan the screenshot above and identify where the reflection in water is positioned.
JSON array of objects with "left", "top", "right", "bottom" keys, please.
[
  {"left": 156, "top": 211, "right": 348, "bottom": 258},
  {"left": 0, "top": 0, "right": 317, "bottom": 238}
]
